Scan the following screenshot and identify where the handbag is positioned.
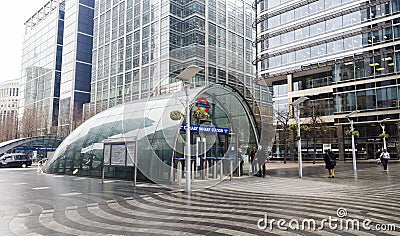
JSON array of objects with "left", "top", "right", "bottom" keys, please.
[
  {"left": 328, "top": 152, "right": 336, "bottom": 166},
  {"left": 376, "top": 158, "right": 382, "bottom": 165}
]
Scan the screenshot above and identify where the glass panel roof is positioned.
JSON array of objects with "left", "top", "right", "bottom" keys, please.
[{"left": 43, "top": 84, "right": 273, "bottom": 186}]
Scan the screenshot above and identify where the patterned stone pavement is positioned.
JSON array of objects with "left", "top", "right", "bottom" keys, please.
[{"left": 0, "top": 161, "right": 399, "bottom": 235}]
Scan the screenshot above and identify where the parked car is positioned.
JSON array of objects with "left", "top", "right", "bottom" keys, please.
[{"left": 0, "top": 153, "right": 32, "bottom": 168}]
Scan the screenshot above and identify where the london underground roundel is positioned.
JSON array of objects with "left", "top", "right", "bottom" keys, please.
[{"left": 195, "top": 97, "right": 210, "bottom": 113}]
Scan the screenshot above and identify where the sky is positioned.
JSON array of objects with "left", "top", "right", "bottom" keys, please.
[{"left": 0, "top": 0, "right": 49, "bottom": 84}]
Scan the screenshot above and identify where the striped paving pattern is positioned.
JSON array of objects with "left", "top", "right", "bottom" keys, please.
[{"left": 2, "top": 163, "right": 400, "bottom": 235}]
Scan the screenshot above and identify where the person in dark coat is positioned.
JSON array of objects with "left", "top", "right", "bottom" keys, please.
[
  {"left": 324, "top": 149, "right": 336, "bottom": 178},
  {"left": 249, "top": 146, "right": 257, "bottom": 175},
  {"left": 256, "top": 145, "right": 267, "bottom": 177}
]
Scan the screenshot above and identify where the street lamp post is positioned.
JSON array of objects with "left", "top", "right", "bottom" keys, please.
[
  {"left": 291, "top": 97, "right": 308, "bottom": 178},
  {"left": 344, "top": 110, "right": 359, "bottom": 172},
  {"left": 177, "top": 65, "right": 203, "bottom": 193},
  {"left": 379, "top": 118, "right": 390, "bottom": 150}
]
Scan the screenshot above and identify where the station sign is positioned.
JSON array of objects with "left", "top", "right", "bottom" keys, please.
[
  {"left": 180, "top": 124, "right": 229, "bottom": 135},
  {"left": 195, "top": 97, "right": 211, "bottom": 113},
  {"left": 15, "top": 147, "right": 57, "bottom": 151}
]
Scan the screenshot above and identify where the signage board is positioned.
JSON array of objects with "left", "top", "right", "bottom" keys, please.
[
  {"left": 126, "top": 142, "right": 136, "bottom": 166},
  {"left": 195, "top": 97, "right": 211, "bottom": 113},
  {"left": 180, "top": 124, "right": 229, "bottom": 135},
  {"left": 104, "top": 144, "right": 111, "bottom": 165},
  {"left": 111, "top": 144, "right": 126, "bottom": 166},
  {"left": 322, "top": 144, "right": 331, "bottom": 153}
]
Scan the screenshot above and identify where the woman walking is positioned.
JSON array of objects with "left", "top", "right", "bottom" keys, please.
[{"left": 380, "top": 149, "right": 390, "bottom": 172}]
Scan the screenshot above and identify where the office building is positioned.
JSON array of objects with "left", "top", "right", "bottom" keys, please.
[
  {"left": 58, "top": 0, "right": 95, "bottom": 136},
  {"left": 42, "top": 0, "right": 276, "bottom": 180},
  {"left": 89, "top": 0, "right": 270, "bottom": 118},
  {"left": 0, "top": 80, "right": 19, "bottom": 141},
  {"left": 254, "top": 0, "right": 400, "bottom": 159},
  {"left": 20, "top": 0, "right": 94, "bottom": 137}
]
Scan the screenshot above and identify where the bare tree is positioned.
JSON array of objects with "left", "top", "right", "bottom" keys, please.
[
  {"left": 275, "top": 109, "right": 291, "bottom": 164},
  {"left": 303, "top": 100, "right": 328, "bottom": 164},
  {"left": 71, "top": 106, "right": 84, "bottom": 132},
  {"left": 19, "top": 106, "right": 39, "bottom": 138},
  {"left": 40, "top": 109, "right": 50, "bottom": 136},
  {"left": 57, "top": 105, "right": 85, "bottom": 137},
  {"left": 57, "top": 105, "right": 71, "bottom": 137},
  {"left": 0, "top": 113, "right": 17, "bottom": 142}
]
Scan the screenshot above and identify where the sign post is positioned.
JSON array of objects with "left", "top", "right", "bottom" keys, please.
[{"left": 102, "top": 137, "right": 137, "bottom": 186}]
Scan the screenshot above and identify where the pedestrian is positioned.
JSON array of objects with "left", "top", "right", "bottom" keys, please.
[
  {"left": 375, "top": 147, "right": 382, "bottom": 159},
  {"left": 249, "top": 146, "right": 257, "bottom": 175},
  {"left": 323, "top": 149, "right": 336, "bottom": 178},
  {"left": 37, "top": 159, "right": 44, "bottom": 173},
  {"left": 238, "top": 148, "right": 244, "bottom": 176},
  {"left": 256, "top": 145, "right": 267, "bottom": 178},
  {"left": 380, "top": 148, "right": 390, "bottom": 172},
  {"left": 375, "top": 148, "right": 382, "bottom": 165}
]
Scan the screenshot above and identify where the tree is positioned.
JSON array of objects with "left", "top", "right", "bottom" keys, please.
[
  {"left": 275, "top": 109, "right": 291, "bottom": 164},
  {"left": 71, "top": 106, "right": 84, "bottom": 132},
  {"left": 302, "top": 100, "right": 329, "bottom": 164},
  {"left": 19, "top": 106, "right": 39, "bottom": 138},
  {"left": 0, "top": 113, "right": 17, "bottom": 142}
]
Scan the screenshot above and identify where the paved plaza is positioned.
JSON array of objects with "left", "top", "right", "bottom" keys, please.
[{"left": 0, "top": 161, "right": 399, "bottom": 235}]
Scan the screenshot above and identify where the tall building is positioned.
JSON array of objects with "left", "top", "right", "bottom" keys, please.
[
  {"left": 42, "top": 0, "right": 277, "bottom": 180},
  {"left": 0, "top": 80, "right": 19, "bottom": 142},
  {"left": 254, "top": 0, "right": 400, "bottom": 159},
  {"left": 89, "top": 0, "right": 271, "bottom": 121},
  {"left": 20, "top": 0, "right": 94, "bottom": 137}
]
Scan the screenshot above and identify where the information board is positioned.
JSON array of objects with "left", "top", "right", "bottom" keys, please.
[
  {"left": 111, "top": 144, "right": 126, "bottom": 166},
  {"left": 103, "top": 144, "right": 111, "bottom": 165},
  {"left": 126, "top": 142, "right": 136, "bottom": 166}
]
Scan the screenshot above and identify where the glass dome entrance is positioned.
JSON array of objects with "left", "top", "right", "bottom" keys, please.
[{"left": 43, "top": 84, "right": 273, "bottom": 187}]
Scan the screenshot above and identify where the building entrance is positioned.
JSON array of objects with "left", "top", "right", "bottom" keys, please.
[
  {"left": 174, "top": 130, "right": 238, "bottom": 182},
  {"left": 366, "top": 141, "right": 383, "bottom": 160}
]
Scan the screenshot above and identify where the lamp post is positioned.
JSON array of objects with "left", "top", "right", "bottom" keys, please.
[
  {"left": 344, "top": 110, "right": 359, "bottom": 171},
  {"left": 176, "top": 65, "right": 203, "bottom": 193},
  {"left": 291, "top": 97, "right": 308, "bottom": 178},
  {"left": 379, "top": 118, "right": 390, "bottom": 150}
]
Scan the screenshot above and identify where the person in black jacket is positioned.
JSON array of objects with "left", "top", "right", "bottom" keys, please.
[
  {"left": 323, "top": 149, "right": 336, "bottom": 178},
  {"left": 249, "top": 146, "right": 257, "bottom": 175},
  {"left": 256, "top": 145, "right": 267, "bottom": 178}
]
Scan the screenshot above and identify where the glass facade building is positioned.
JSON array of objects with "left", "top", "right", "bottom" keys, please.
[
  {"left": 44, "top": 84, "right": 273, "bottom": 183},
  {"left": 0, "top": 80, "right": 19, "bottom": 124},
  {"left": 0, "top": 80, "right": 19, "bottom": 142},
  {"left": 20, "top": 0, "right": 94, "bottom": 136},
  {"left": 89, "top": 0, "right": 271, "bottom": 122},
  {"left": 58, "top": 0, "right": 95, "bottom": 136},
  {"left": 20, "top": 0, "right": 65, "bottom": 135},
  {"left": 254, "top": 0, "right": 400, "bottom": 159}
]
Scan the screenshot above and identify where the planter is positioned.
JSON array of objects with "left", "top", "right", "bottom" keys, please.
[
  {"left": 170, "top": 110, "right": 185, "bottom": 120},
  {"left": 378, "top": 133, "right": 389, "bottom": 139},
  {"left": 345, "top": 129, "right": 359, "bottom": 137},
  {"left": 289, "top": 124, "right": 309, "bottom": 131},
  {"left": 192, "top": 109, "right": 210, "bottom": 120}
]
